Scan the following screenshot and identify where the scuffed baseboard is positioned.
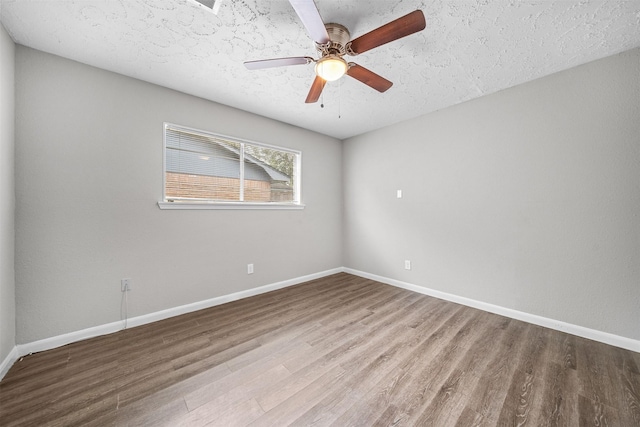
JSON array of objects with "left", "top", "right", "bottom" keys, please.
[{"left": 0, "top": 346, "right": 19, "bottom": 381}]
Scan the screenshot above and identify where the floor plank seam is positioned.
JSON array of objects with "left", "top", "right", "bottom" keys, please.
[{"left": 1, "top": 273, "right": 639, "bottom": 426}]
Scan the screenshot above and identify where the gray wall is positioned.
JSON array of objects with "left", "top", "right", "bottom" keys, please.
[
  {"left": 10, "top": 42, "right": 640, "bottom": 347},
  {"left": 0, "top": 23, "right": 16, "bottom": 364},
  {"left": 343, "top": 48, "right": 640, "bottom": 341},
  {"left": 15, "top": 46, "right": 342, "bottom": 344}
]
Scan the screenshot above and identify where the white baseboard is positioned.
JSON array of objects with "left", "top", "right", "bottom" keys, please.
[
  {"left": 344, "top": 268, "right": 640, "bottom": 353},
  {"left": 12, "top": 267, "right": 343, "bottom": 368},
  {"left": 0, "top": 346, "right": 19, "bottom": 381},
  {"left": 4, "top": 265, "right": 637, "bottom": 382}
]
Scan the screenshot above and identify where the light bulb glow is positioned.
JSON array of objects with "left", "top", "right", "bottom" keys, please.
[{"left": 315, "top": 56, "right": 348, "bottom": 81}]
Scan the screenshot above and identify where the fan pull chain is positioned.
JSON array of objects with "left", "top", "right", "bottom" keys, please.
[{"left": 338, "top": 78, "right": 342, "bottom": 119}]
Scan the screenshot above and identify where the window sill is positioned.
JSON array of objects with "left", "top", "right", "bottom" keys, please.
[{"left": 157, "top": 201, "right": 305, "bottom": 210}]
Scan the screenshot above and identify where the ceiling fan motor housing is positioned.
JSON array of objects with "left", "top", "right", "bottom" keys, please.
[
  {"left": 244, "top": 5, "right": 426, "bottom": 103},
  {"left": 317, "top": 23, "right": 350, "bottom": 56}
]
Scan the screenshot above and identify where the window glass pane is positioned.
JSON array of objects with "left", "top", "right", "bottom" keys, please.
[
  {"left": 165, "top": 128, "right": 241, "bottom": 201},
  {"left": 164, "top": 124, "right": 300, "bottom": 204},
  {"left": 243, "top": 144, "right": 296, "bottom": 203}
]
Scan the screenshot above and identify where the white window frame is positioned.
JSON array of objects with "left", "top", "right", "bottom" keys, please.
[{"left": 158, "top": 123, "right": 304, "bottom": 210}]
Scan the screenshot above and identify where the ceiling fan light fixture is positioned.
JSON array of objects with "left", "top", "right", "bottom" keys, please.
[{"left": 315, "top": 55, "right": 348, "bottom": 81}]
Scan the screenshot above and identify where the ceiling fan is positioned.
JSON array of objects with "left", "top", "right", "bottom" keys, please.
[{"left": 244, "top": 0, "right": 426, "bottom": 103}]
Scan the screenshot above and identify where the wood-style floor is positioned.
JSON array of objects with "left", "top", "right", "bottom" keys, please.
[{"left": 1, "top": 273, "right": 638, "bottom": 426}]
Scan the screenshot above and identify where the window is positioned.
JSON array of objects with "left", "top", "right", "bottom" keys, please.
[{"left": 159, "top": 123, "right": 302, "bottom": 209}]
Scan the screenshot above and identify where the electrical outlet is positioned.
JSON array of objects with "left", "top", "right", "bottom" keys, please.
[
  {"left": 404, "top": 260, "right": 411, "bottom": 270},
  {"left": 397, "top": 190, "right": 403, "bottom": 198},
  {"left": 247, "top": 264, "right": 254, "bottom": 274},
  {"left": 121, "top": 278, "right": 132, "bottom": 292}
]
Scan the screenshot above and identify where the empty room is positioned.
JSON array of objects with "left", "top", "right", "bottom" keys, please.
[{"left": 1, "top": 0, "right": 639, "bottom": 425}]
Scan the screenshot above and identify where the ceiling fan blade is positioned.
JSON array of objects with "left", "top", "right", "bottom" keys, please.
[
  {"left": 347, "top": 10, "right": 426, "bottom": 55},
  {"left": 305, "top": 75, "right": 326, "bottom": 103},
  {"left": 347, "top": 63, "right": 393, "bottom": 92},
  {"left": 289, "top": 0, "right": 330, "bottom": 44},
  {"left": 244, "top": 56, "right": 313, "bottom": 70}
]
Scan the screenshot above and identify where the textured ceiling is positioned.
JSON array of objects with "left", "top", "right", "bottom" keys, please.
[{"left": 2, "top": 0, "right": 640, "bottom": 139}]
